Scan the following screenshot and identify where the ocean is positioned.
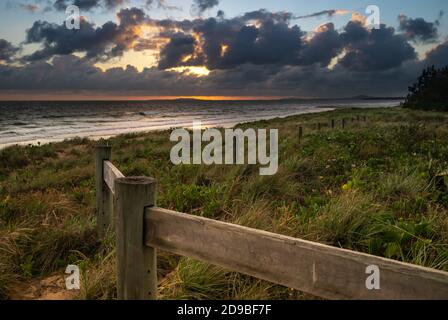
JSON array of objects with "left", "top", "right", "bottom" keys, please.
[{"left": 0, "top": 99, "right": 400, "bottom": 148}]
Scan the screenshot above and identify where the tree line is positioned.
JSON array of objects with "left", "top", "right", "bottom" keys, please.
[{"left": 403, "top": 65, "right": 448, "bottom": 111}]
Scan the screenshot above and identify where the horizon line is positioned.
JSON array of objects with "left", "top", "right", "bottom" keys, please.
[
  {"left": 0, "top": 95, "right": 404, "bottom": 102},
  {"left": 0, "top": 95, "right": 309, "bottom": 101}
]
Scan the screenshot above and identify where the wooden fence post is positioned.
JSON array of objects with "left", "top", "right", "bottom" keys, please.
[
  {"left": 299, "top": 126, "right": 303, "bottom": 143},
  {"left": 95, "top": 145, "right": 112, "bottom": 238},
  {"left": 233, "top": 135, "right": 237, "bottom": 164},
  {"left": 331, "top": 119, "right": 335, "bottom": 129},
  {"left": 115, "top": 177, "right": 157, "bottom": 300},
  {"left": 342, "top": 118, "right": 346, "bottom": 129},
  {"left": 317, "top": 123, "right": 321, "bottom": 131}
]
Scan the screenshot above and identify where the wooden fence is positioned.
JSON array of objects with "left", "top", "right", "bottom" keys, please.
[{"left": 95, "top": 145, "right": 448, "bottom": 300}]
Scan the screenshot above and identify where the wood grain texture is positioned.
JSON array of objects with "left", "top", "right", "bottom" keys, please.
[
  {"left": 115, "top": 177, "right": 157, "bottom": 300},
  {"left": 95, "top": 146, "right": 111, "bottom": 238},
  {"left": 103, "top": 160, "right": 125, "bottom": 195},
  {"left": 145, "top": 207, "right": 448, "bottom": 300}
]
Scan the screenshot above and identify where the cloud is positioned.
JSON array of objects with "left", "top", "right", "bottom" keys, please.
[
  {"left": 158, "top": 33, "right": 200, "bottom": 69},
  {"left": 0, "top": 55, "right": 204, "bottom": 95},
  {"left": 4, "top": 1, "right": 47, "bottom": 12},
  {"left": 0, "top": 39, "right": 20, "bottom": 62},
  {"left": 295, "top": 9, "right": 350, "bottom": 19},
  {"left": 144, "top": 0, "right": 179, "bottom": 10},
  {"left": 23, "top": 7, "right": 149, "bottom": 61},
  {"left": 20, "top": 4, "right": 40, "bottom": 13},
  {"left": 156, "top": 10, "right": 304, "bottom": 70},
  {"left": 2, "top": 8, "right": 448, "bottom": 98},
  {"left": 155, "top": 11, "right": 416, "bottom": 72},
  {"left": 50, "top": 0, "right": 176, "bottom": 11},
  {"left": 192, "top": 0, "right": 219, "bottom": 14},
  {"left": 339, "top": 22, "right": 416, "bottom": 71},
  {"left": 17, "top": 8, "right": 422, "bottom": 77},
  {"left": 398, "top": 14, "right": 441, "bottom": 43},
  {"left": 53, "top": 0, "right": 101, "bottom": 11},
  {"left": 0, "top": 53, "right": 431, "bottom": 97},
  {"left": 104, "top": 0, "right": 125, "bottom": 9},
  {"left": 424, "top": 40, "right": 448, "bottom": 67},
  {"left": 298, "top": 23, "right": 342, "bottom": 67}
]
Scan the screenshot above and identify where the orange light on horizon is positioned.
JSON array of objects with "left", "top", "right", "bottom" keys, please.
[{"left": 0, "top": 93, "right": 300, "bottom": 101}]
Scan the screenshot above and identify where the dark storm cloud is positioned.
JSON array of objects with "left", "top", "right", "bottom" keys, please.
[
  {"left": 264, "top": 61, "right": 424, "bottom": 97},
  {"left": 241, "top": 10, "right": 294, "bottom": 23},
  {"left": 116, "top": 6, "right": 147, "bottom": 25},
  {"left": 2, "top": 8, "right": 448, "bottom": 98},
  {"left": 340, "top": 20, "right": 369, "bottom": 44},
  {"left": 158, "top": 33, "right": 199, "bottom": 69},
  {"left": 295, "top": 9, "right": 349, "bottom": 19},
  {"left": 0, "top": 39, "right": 20, "bottom": 62},
  {"left": 398, "top": 14, "right": 441, "bottom": 43},
  {"left": 339, "top": 23, "right": 416, "bottom": 71},
  {"left": 0, "top": 55, "right": 204, "bottom": 95},
  {"left": 157, "top": 10, "right": 304, "bottom": 70},
  {"left": 298, "top": 23, "right": 342, "bottom": 67},
  {"left": 104, "top": 0, "right": 125, "bottom": 9},
  {"left": 192, "top": 0, "right": 219, "bottom": 14},
  {"left": 53, "top": 0, "right": 101, "bottom": 11},
  {"left": 51, "top": 0, "right": 175, "bottom": 11},
  {"left": 156, "top": 12, "right": 415, "bottom": 72},
  {"left": 148, "top": 9, "right": 293, "bottom": 34},
  {"left": 424, "top": 41, "right": 448, "bottom": 67},
  {"left": 199, "top": 18, "right": 304, "bottom": 69},
  {"left": 23, "top": 7, "right": 148, "bottom": 61},
  {"left": 144, "top": 0, "right": 180, "bottom": 10},
  {"left": 0, "top": 54, "right": 434, "bottom": 97}
]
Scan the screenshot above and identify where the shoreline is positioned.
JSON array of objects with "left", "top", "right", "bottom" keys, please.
[
  {"left": 0, "top": 104, "right": 399, "bottom": 150},
  {"left": 1, "top": 107, "right": 338, "bottom": 149}
]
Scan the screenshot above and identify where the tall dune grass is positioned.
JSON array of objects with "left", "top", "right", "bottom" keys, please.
[{"left": 1, "top": 107, "right": 448, "bottom": 299}]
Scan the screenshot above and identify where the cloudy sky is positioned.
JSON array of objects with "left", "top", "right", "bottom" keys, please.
[{"left": 0, "top": 0, "right": 447, "bottom": 99}]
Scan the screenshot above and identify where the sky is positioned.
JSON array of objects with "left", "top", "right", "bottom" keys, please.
[{"left": 0, "top": 0, "right": 447, "bottom": 99}]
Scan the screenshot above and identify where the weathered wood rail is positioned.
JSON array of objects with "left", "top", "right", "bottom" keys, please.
[{"left": 95, "top": 145, "right": 448, "bottom": 300}]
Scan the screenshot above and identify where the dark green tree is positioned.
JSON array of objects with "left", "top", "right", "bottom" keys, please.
[{"left": 403, "top": 65, "right": 448, "bottom": 111}]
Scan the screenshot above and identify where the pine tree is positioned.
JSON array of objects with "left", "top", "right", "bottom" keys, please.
[{"left": 403, "top": 65, "right": 448, "bottom": 111}]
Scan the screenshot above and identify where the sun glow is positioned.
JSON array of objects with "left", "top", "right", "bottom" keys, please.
[
  {"left": 168, "top": 66, "right": 211, "bottom": 77},
  {"left": 94, "top": 50, "right": 158, "bottom": 72},
  {"left": 351, "top": 12, "right": 367, "bottom": 26},
  {"left": 220, "top": 44, "right": 229, "bottom": 57},
  {"left": 328, "top": 50, "right": 347, "bottom": 70},
  {"left": 245, "top": 19, "right": 263, "bottom": 28},
  {"left": 182, "top": 54, "right": 193, "bottom": 63}
]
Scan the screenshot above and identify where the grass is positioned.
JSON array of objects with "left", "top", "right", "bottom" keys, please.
[{"left": 1, "top": 107, "right": 448, "bottom": 299}]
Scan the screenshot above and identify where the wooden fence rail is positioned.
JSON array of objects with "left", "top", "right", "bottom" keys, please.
[{"left": 95, "top": 145, "right": 448, "bottom": 300}]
